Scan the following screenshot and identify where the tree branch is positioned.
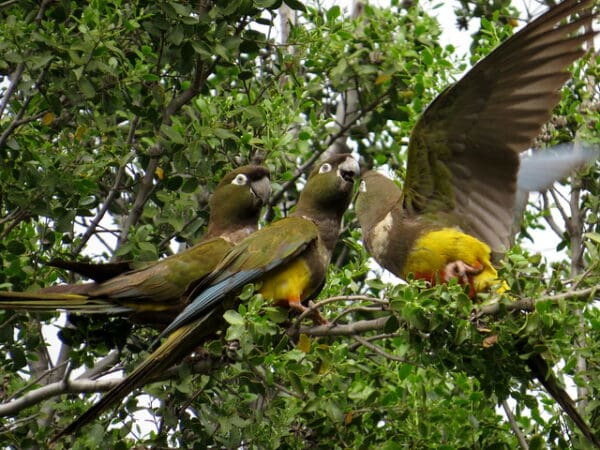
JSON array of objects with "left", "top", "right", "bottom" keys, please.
[
  {"left": 296, "top": 317, "right": 390, "bottom": 337},
  {"left": 541, "top": 192, "right": 564, "bottom": 238},
  {"left": 268, "top": 91, "right": 390, "bottom": 208},
  {"left": 116, "top": 52, "right": 225, "bottom": 248},
  {"left": 502, "top": 400, "right": 529, "bottom": 450},
  {"left": 73, "top": 152, "right": 134, "bottom": 255},
  {"left": 0, "top": 359, "right": 218, "bottom": 417},
  {"left": 352, "top": 334, "right": 417, "bottom": 365}
]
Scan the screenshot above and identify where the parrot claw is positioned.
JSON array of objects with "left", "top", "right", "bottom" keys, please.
[
  {"left": 442, "top": 260, "right": 482, "bottom": 285},
  {"left": 307, "top": 300, "right": 329, "bottom": 325},
  {"left": 289, "top": 299, "right": 329, "bottom": 325}
]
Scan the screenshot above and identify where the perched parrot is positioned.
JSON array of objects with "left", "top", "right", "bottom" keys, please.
[
  {"left": 0, "top": 165, "right": 271, "bottom": 327},
  {"left": 356, "top": 0, "right": 597, "bottom": 296},
  {"left": 355, "top": 0, "right": 599, "bottom": 446},
  {"left": 53, "top": 154, "right": 360, "bottom": 440}
]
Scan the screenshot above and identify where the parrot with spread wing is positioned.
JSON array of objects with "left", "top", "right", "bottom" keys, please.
[
  {"left": 0, "top": 165, "right": 271, "bottom": 327},
  {"left": 356, "top": 0, "right": 597, "bottom": 296},
  {"left": 53, "top": 154, "right": 360, "bottom": 440},
  {"left": 355, "top": 0, "right": 599, "bottom": 445}
]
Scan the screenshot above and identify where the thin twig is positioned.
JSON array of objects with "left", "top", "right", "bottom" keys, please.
[
  {"left": 6, "top": 361, "right": 69, "bottom": 402},
  {"left": 348, "top": 332, "right": 404, "bottom": 351},
  {"left": 249, "top": 365, "right": 302, "bottom": 399},
  {"left": 294, "top": 294, "right": 387, "bottom": 324},
  {"left": 541, "top": 193, "right": 564, "bottom": 238},
  {"left": 352, "top": 335, "right": 417, "bottom": 365},
  {"left": 331, "top": 306, "right": 385, "bottom": 324},
  {"left": 548, "top": 187, "right": 571, "bottom": 232},
  {"left": 502, "top": 400, "right": 529, "bottom": 450},
  {"left": 73, "top": 152, "right": 134, "bottom": 255},
  {"left": 268, "top": 91, "right": 390, "bottom": 208},
  {"left": 472, "top": 286, "right": 597, "bottom": 318}
]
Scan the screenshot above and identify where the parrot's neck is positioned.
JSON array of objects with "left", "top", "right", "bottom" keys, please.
[
  {"left": 204, "top": 217, "right": 258, "bottom": 244},
  {"left": 292, "top": 210, "right": 342, "bottom": 254}
]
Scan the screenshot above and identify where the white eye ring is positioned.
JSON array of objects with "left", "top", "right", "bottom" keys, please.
[
  {"left": 319, "top": 163, "right": 332, "bottom": 174},
  {"left": 359, "top": 180, "right": 367, "bottom": 192},
  {"left": 231, "top": 174, "right": 248, "bottom": 186}
]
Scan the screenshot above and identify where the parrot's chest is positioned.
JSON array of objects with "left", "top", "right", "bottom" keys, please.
[
  {"left": 259, "top": 258, "right": 314, "bottom": 303},
  {"left": 369, "top": 211, "right": 393, "bottom": 259}
]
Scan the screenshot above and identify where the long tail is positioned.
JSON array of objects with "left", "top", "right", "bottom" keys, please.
[
  {"left": 0, "top": 291, "right": 131, "bottom": 314},
  {"left": 527, "top": 354, "right": 600, "bottom": 448},
  {"left": 49, "top": 259, "right": 136, "bottom": 283},
  {"left": 52, "top": 309, "right": 219, "bottom": 442}
]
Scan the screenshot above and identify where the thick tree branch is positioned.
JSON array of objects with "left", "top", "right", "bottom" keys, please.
[
  {"left": 297, "top": 317, "right": 390, "bottom": 337},
  {"left": 298, "top": 287, "right": 599, "bottom": 338},
  {"left": 76, "top": 351, "right": 121, "bottom": 381},
  {"left": 0, "top": 359, "right": 218, "bottom": 417}
]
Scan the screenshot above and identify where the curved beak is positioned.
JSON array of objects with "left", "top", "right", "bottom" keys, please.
[
  {"left": 250, "top": 176, "right": 271, "bottom": 207},
  {"left": 337, "top": 156, "right": 360, "bottom": 183}
]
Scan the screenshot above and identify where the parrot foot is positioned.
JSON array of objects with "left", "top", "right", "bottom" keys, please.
[
  {"left": 288, "top": 299, "right": 329, "bottom": 325},
  {"left": 441, "top": 260, "right": 482, "bottom": 285}
]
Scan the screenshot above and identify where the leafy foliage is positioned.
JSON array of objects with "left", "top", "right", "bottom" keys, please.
[{"left": 0, "top": 0, "right": 599, "bottom": 448}]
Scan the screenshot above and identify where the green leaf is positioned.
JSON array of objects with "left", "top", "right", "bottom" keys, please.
[
  {"left": 169, "top": 1, "right": 191, "bottom": 16},
  {"left": 584, "top": 232, "right": 600, "bottom": 244},
  {"left": 213, "top": 128, "right": 238, "bottom": 141},
  {"left": 284, "top": 0, "right": 306, "bottom": 11},
  {"left": 79, "top": 78, "right": 96, "bottom": 98},
  {"left": 6, "top": 240, "right": 26, "bottom": 255},
  {"left": 166, "top": 175, "right": 183, "bottom": 191},
  {"left": 161, "top": 124, "right": 185, "bottom": 144},
  {"left": 223, "top": 310, "right": 244, "bottom": 325},
  {"left": 327, "top": 5, "right": 341, "bottom": 21}
]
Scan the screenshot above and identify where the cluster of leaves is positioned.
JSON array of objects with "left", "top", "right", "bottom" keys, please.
[{"left": 0, "top": 0, "right": 599, "bottom": 448}]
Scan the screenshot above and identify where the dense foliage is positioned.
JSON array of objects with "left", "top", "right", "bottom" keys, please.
[{"left": 0, "top": 0, "right": 598, "bottom": 448}]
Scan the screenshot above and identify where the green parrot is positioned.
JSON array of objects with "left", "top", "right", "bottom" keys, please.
[
  {"left": 53, "top": 153, "right": 360, "bottom": 440},
  {"left": 355, "top": 0, "right": 599, "bottom": 446},
  {"left": 0, "top": 165, "right": 271, "bottom": 327}
]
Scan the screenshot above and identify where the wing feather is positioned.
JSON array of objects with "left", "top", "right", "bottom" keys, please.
[{"left": 404, "top": 0, "right": 596, "bottom": 251}]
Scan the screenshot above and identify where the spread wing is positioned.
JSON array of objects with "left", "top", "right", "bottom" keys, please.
[{"left": 403, "top": 0, "right": 596, "bottom": 253}]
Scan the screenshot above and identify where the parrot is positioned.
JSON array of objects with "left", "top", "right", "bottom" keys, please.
[
  {"left": 355, "top": 0, "right": 599, "bottom": 446},
  {"left": 0, "top": 165, "right": 271, "bottom": 327},
  {"left": 355, "top": 0, "right": 597, "bottom": 297},
  {"left": 53, "top": 153, "right": 360, "bottom": 440}
]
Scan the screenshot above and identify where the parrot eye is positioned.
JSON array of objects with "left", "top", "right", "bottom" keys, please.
[
  {"left": 319, "top": 163, "right": 332, "bottom": 174},
  {"left": 231, "top": 174, "right": 248, "bottom": 186},
  {"left": 359, "top": 180, "right": 367, "bottom": 192}
]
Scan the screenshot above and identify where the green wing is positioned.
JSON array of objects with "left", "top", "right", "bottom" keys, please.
[
  {"left": 158, "top": 216, "right": 319, "bottom": 339},
  {"left": 87, "top": 237, "right": 233, "bottom": 309}
]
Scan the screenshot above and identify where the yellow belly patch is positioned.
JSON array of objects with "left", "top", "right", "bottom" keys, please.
[
  {"left": 259, "top": 258, "right": 312, "bottom": 304},
  {"left": 403, "top": 228, "right": 506, "bottom": 293}
]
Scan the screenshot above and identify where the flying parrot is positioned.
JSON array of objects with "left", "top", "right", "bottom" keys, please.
[
  {"left": 53, "top": 153, "right": 360, "bottom": 440},
  {"left": 0, "top": 165, "right": 271, "bottom": 327},
  {"left": 355, "top": 0, "right": 599, "bottom": 445}
]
